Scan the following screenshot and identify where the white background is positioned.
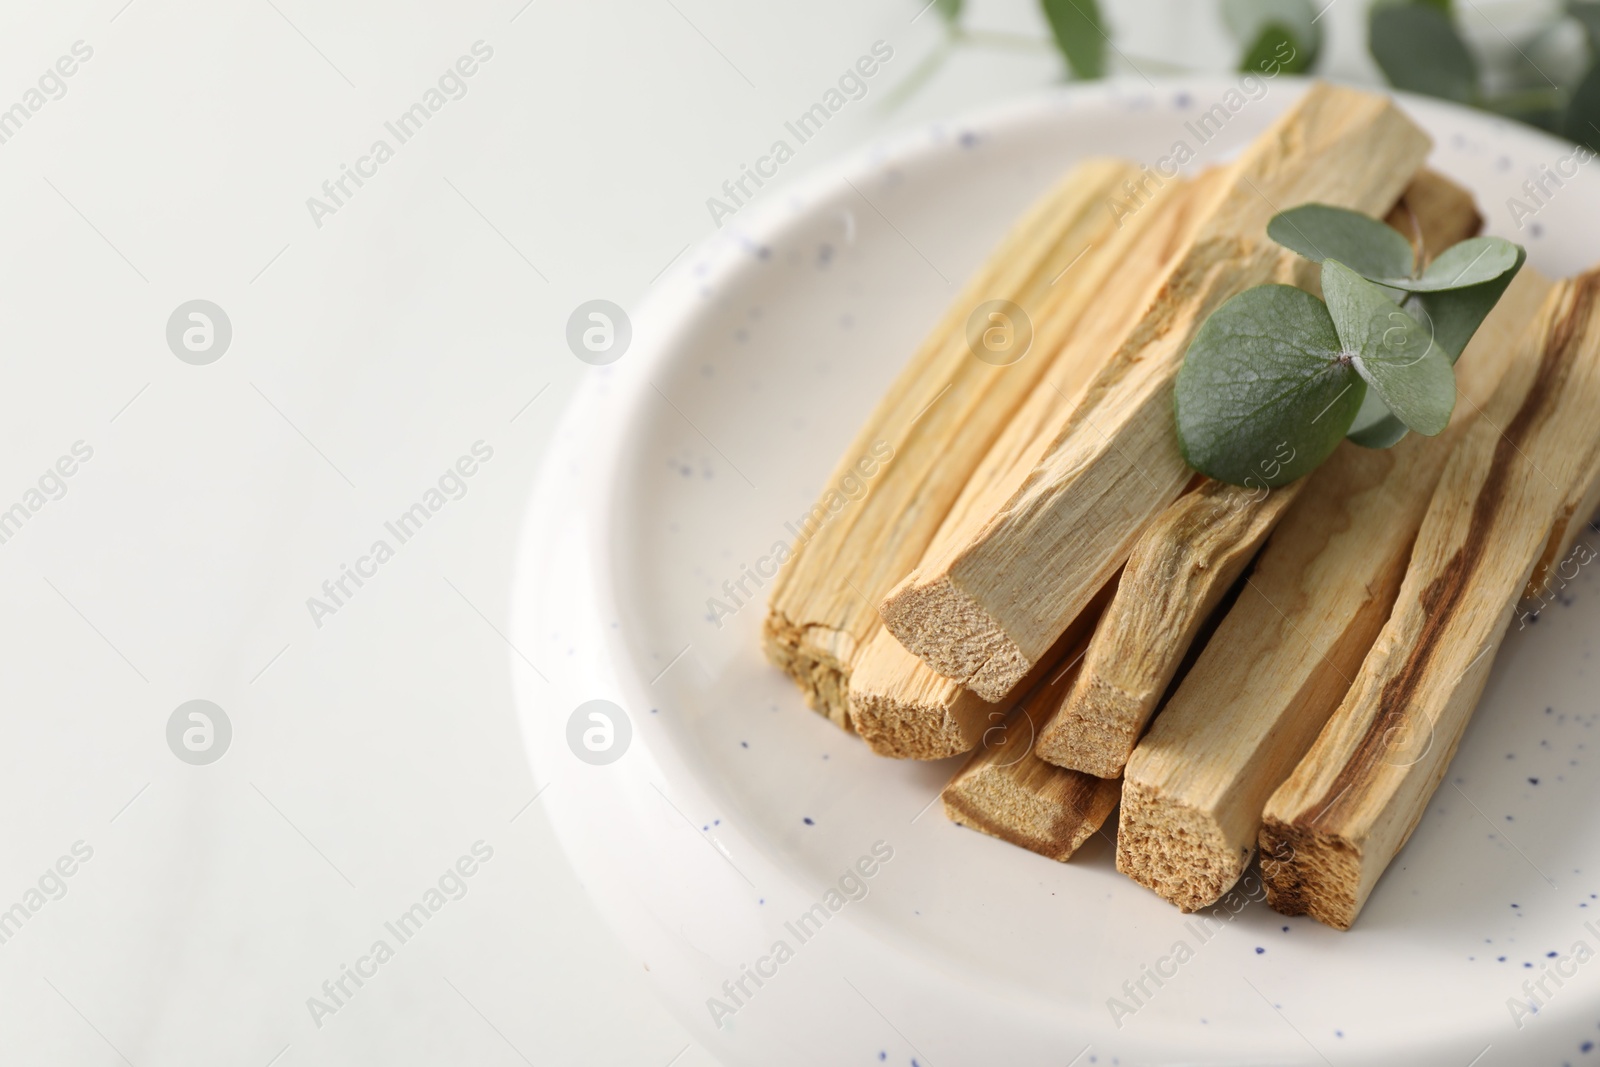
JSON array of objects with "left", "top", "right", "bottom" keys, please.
[{"left": 0, "top": 1, "right": 1444, "bottom": 1064}]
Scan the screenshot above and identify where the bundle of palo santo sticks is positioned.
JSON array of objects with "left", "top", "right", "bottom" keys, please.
[{"left": 763, "top": 82, "right": 1600, "bottom": 930}]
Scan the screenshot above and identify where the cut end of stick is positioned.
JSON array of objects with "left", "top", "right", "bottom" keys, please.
[
  {"left": 940, "top": 647, "right": 1122, "bottom": 862},
  {"left": 851, "top": 700, "right": 966, "bottom": 760},
  {"left": 761, "top": 611, "right": 853, "bottom": 730},
  {"left": 1116, "top": 779, "right": 1250, "bottom": 912},
  {"left": 1035, "top": 675, "right": 1146, "bottom": 778},
  {"left": 878, "top": 573, "right": 1031, "bottom": 702},
  {"left": 849, "top": 622, "right": 989, "bottom": 759},
  {"left": 854, "top": 575, "right": 1118, "bottom": 760},
  {"left": 1258, "top": 817, "right": 1361, "bottom": 930},
  {"left": 941, "top": 737, "right": 1121, "bottom": 862}
]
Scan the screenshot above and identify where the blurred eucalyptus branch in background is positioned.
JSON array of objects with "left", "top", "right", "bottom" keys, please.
[{"left": 899, "top": 0, "right": 1600, "bottom": 151}]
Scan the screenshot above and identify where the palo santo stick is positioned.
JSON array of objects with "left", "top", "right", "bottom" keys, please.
[
  {"left": 880, "top": 83, "right": 1432, "bottom": 701},
  {"left": 1034, "top": 172, "right": 1484, "bottom": 779},
  {"left": 848, "top": 171, "right": 1229, "bottom": 759},
  {"left": 1037, "top": 480, "right": 1299, "bottom": 777},
  {"left": 1116, "top": 266, "right": 1556, "bottom": 913},
  {"left": 941, "top": 530, "right": 1252, "bottom": 864},
  {"left": 852, "top": 575, "right": 1117, "bottom": 759},
  {"left": 1386, "top": 167, "right": 1485, "bottom": 259},
  {"left": 763, "top": 159, "right": 1141, "bottom": 728},
  {"left": 942, "top": 648, "right": 1121, "bottom": 861},
  {"left": 1260, "top": 270, "right": 1600, "bottom": 929}
]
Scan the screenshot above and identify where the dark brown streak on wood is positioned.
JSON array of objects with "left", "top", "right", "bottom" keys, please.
[{"left": 1297, "top": 276, "right": 1600, "bottom": 830}]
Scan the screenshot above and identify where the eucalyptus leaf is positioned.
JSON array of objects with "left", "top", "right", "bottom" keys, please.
[
  {"left": 1175, "top": 285, "right": 1366, "bottom": 488},
  {"left": 1224, "top": 0, "right": 1321, "bottom": 70},
  {"left": 1267, "top": 204, "right": 1415, "bottom": 280},
  {"left": 1238, "top": 23, "right": 1314, "bottom": 73},
  {"left": 1041, "top": 0, "right": 1106, "bottom": 79},
  {"left": 1570, "top": 0, "right": 1600, "bottom": 52},
  {"left": 1345, "top": 392, "right": 1411, "bottom": 448},
  {"left": 1330, "top": 235, "right": 1519, "bottom": 293},
  {"left": 1223, "top": 0, "right": 1316, "bottom": 42},
  {"left": 1323, "top": 260, "right": 1455, "bottom": 436},
  {"left": 1403, "top": 235, "right": 1520, "bottom": 291},
  {"left": 1369, "top": 2, "right": 1478, "bottom": 104},
  {"left": 1562, "top": 60, "right": 1600, "bottom": 153},
  {"left": 1405, "top": 245, "right": 1526, "bottom": 362}
]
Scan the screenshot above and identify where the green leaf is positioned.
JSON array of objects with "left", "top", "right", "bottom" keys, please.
[
  {"left": 1323, "top": 260, "right": 1456, "bottom": 436},
  {"left": 1395, "top": 235, "right": 1520, "bottom": 291},
  {"left": 1405, "top": 245, "right": 1526, "bottom": 362},
  {"left": 1278, "top": 219, "right": 1518, "bottom": 293},
  {"left": 1344, "top": 245, "right": 1525, "bottom": 448},
  {"left": 1267, "top": 204, "right": 1415, "bottom": 280},
  {"left": 1562, "top": 61, "right": 1600, "bottom": 153},
  {"left": 1238, "top": 24, "right": 1315, "bottom": 74},
  {"left": 1041, "top": 0, "right": 1106, "bottom": 79},
  {"left": 1175, "top": 285, "right": 1366, "bottom": 488},
  {"left": 1369, "top": 2, "right": 1478, "bottom": 104},
  {"left": 1570, "top": 1, "right": 1600, "bottom": 52},
  {"left": 934, "top": 0, "right": 964, "bottom": 24},
  {"left": 1345, "top": 387, "right": 1409, "bottom": 448},
  {"left": 1224, "top": 0, "right": 1320, "bottom": 71}
]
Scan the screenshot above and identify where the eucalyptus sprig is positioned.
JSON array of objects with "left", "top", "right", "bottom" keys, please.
[{"left": 1174, "top": 206, "right": 1526, "bottom": 489}]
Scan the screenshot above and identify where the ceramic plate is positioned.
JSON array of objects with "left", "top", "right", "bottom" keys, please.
[{"left": 512, "top": 78, "right": 1600, "bottom": 1066}]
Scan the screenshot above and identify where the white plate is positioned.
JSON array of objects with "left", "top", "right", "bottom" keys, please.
[{"left": 512, "top": 78, "right": 1600, "bottom": 1066}]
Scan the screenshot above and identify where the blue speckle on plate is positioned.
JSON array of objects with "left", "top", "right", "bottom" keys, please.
[
  {"left": 803, "top": 817, "right": 814, "bottom": 825},
  {"left": 1255, "top": 947, "right": 1265, "bottom": 954}
]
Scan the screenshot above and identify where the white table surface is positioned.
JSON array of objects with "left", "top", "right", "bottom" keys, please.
[{"left": 0, "top": 2, "right": 1387, "bottom": 1063}]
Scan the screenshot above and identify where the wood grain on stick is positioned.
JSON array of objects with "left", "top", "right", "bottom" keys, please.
[
  {"left": 1259, "top": 270, "right": 1600, "bottom": 929},
  {"left": 879, "top": 84, "right": 1432, "bottom": 702},
  {"left": 1036, "top": 479, "right": 1300, "bottom": 777},
  {"left": 763, "top": 159, "right": 1139, "bottom": 728},
  {"left": 1034, "top": 171, "right": 1485, "bottom": 779},
  {"left": 1115, "top": 267, "right": 1553, "bottom": 914},
  {"left": 849, "top": 171, "right": 1227, "bottom": 759}
]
